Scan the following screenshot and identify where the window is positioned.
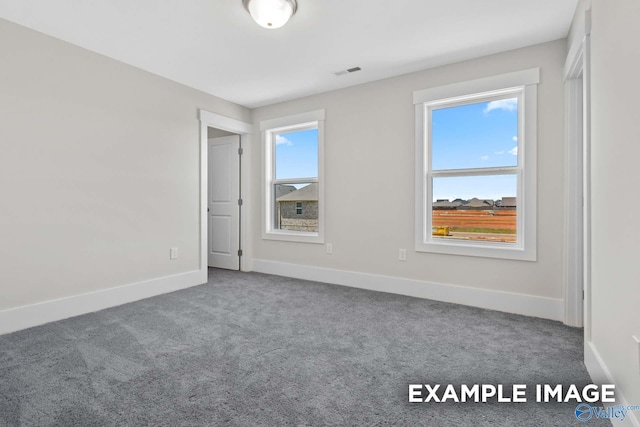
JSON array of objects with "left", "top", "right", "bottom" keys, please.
[
  {"left": 414, "top": 69, "right": 538, "bottom": 260},
  {"left": 262, "top": 110, "right": 325, "bottom": 243}
]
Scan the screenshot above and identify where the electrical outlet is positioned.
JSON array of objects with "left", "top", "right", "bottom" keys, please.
[
  {"left": 170, "top": 247, "right": 178, "bottom": 260},
  {"left": 398, "top": 248, "right": 407, "bottom": 261},
  {"left": 326, "top": 243, "right": 333, "bottom": 254},
  {"left": 634, "top": 336, "right": 640, "bottom": 374}
]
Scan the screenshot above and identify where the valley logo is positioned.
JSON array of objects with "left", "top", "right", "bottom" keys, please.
[{"left": 575, "top": 403, "right": 640, "bottom": 423}]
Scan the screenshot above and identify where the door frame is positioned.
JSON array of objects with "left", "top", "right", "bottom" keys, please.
[
  {"left": 563, "top": 9, "right": 591, "bottom": 331},
  {"left": 199, "top": 110, "right": 253, "bottom": 278}
]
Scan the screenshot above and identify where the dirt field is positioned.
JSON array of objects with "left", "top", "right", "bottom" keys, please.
[{"left": 432, "top": 209, "right": 516, "bottom": 243}]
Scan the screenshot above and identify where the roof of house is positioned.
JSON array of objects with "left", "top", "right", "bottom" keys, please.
[
  {"left": 275, "top": 184, "right": 297, "bottom": 200},
  {"left": 433, "top": 200, "right": 462, "bottom": 208},
  {"left": 276, "top": 183, "right": 318, "bottom": 202},
  {"left": 452, "top": 198, "right": 470, "bottom": 205},
  {"left": 466, "top": 197, "right": 494, "bottom": 207},
  {"left": 501, "top": 196, "right": 517, "bottom": 206}
]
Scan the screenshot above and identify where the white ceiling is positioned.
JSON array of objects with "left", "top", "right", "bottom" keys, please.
[{"left": 0, "top": 1, "right": 578, "bottom": 108}]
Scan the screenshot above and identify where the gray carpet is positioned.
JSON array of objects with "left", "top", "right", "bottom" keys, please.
[{"left": 0, "top": 269, "right": 608, "bottom": 426}]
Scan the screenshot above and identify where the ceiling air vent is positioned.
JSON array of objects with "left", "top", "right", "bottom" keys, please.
[{"left": 334, "top": 67, "right": 362, "bottom": 76}]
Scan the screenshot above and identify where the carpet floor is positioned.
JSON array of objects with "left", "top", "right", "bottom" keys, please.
[{"left": 0, "top": 269, "right": 607, "bottom": 426}]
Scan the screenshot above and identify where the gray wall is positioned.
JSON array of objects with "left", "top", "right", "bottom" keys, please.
[
  {"left": 0, "top": 18, "right": 250, "bottom": 310},
  {"left": 586, "top": 0, "right": 640, "bottom": 411},
  {"left": 250, "top": 40, "right": 567, "bottom": 300}
]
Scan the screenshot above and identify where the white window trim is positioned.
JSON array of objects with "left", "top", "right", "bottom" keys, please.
[
  {"left": 261, "top": 109, "right": 325, "bottom": 244},
  {"left": 414, "top": 69, "right": 538, "bottom": 261}
]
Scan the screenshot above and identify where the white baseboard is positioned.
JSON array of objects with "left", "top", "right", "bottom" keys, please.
[
  {"left": 0, "top": 269, "right": 207, "bottom": 336},
  {"left": 585, "top": 341, "right": 640, "bottom": 427},
  {"left": 252, "top": 259, "right": 564, "bottom": 321}
]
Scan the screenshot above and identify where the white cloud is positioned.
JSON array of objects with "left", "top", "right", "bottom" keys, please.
[
  {"left": 275, "top": 135, "right": 292, "bottom": 146},
  {"left": 484, "top": 98, "right": 517, "bottom": 113},
  {"left": 480, "top": 155, "right": 489, "bottom": 161},
  {"left": 513, "top": 136, "right": 518, "bottom": 142},
  {"left": 494, "top": 151, "right": 505, "bottom": 155},
  {"left": 509, "top": 146, "right": 518, "bottom": 156}
]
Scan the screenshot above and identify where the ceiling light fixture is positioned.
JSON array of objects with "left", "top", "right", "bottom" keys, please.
[{"left": 242, "top": 0, "right": 298, "bottom": 29}]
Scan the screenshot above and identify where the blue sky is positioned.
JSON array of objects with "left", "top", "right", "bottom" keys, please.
[
  {"left": 433, "top": 175, "right": 517, "bottom": 201},
  {"left": 432, "top": 98, "right": 518, "bottom": 201},
  {"left": 275, "top": 128, "right": 318, "bottom": 181},
  {"left": 275, "top": 98, "right": 518, "bottom": 201}
]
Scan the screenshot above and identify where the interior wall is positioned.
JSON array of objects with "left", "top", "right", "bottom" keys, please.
[
  {"left": 208, "top": 128, "right": 237, "bottom": 138},
  {"left": 0, "top": 18, "right": 250, "bottom": 311},
  {"left": 588, "top": 0, "right": 640, "bottom": 410},
  {"left": 250, "top": 40, "right": 567, "bottom": 302}
]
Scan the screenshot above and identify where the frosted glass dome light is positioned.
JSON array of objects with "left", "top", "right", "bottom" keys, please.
[{"left": 243, "top": 0, "right": 298, "bottom": 29}]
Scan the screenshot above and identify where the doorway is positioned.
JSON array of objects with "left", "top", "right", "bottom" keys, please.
[
  {"left": 564, "top": 28, "right": 591, "bottom": 334},
  {"left": 198, "top": 110, "right": 253, "bottom": 274}
]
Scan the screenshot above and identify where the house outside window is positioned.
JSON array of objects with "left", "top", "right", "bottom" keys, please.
[
  {"left": 261, "top": 110, "right": 325, "bottom": 243},
  {"left": 276, "top": 189, "right": 317, "bottom": 231},
  {"left": 414, "top": 69, "right": 539, "bottom": 260}
]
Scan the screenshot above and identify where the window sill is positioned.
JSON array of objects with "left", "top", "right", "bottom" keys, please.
[
  {"left": 415, "top": 240, "right": 536, "bottom": 261},
  {"left": 263, "top": 230, "right": 324, "bottom": 244}
]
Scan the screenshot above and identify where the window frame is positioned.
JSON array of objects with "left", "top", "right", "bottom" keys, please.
[
  {"left": 414, "top": 69, "right": 539, "bottom": 261},
  {"left": 261, "top": 109, "right": 325, "bottom": 244}
]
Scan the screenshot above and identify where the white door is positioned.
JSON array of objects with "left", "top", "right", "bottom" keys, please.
[{"left": 208, "top": 135, "right": 240, "bottom": 270}]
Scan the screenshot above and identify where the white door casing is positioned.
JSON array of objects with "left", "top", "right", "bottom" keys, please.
[
  {"left": 208, "top": 135, "right": 240, "bottom": 270},
  {"left": 198, "top": 110, "right": 252, "bottom": 276},
  {"left": 563, "top": 8, "right": 591, "bottom": 330}
]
